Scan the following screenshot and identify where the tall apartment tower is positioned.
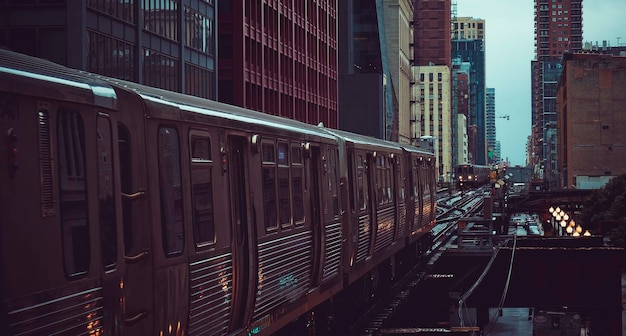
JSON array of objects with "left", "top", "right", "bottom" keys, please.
[
  {"left": 531, "top": 0, "right": 583, "bottom": 189},
  {"left": 485, "top": 88, "right": 496, "bottom": 164},
  {"left": 219, "top": 1, "right": 338, "bottom": 128},
  {"left": 0, "top": 1, "right": 217, "bottom": 99}
]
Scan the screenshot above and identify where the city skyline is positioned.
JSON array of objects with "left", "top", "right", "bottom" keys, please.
[{"left": 456, "top": 0, "right": 626, "bottom": 166}]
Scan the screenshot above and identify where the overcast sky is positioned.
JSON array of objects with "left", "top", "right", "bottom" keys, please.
[{"left": 456, "top": 0, "right": 626, "bottom": 167}]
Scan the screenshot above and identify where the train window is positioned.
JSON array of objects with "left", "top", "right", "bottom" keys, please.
[
  {"left": 191, "top": 136, "right": 212, "bottom": 162},
  {"left": 278, "top": 142, "right": 291, "bottom": 227},
  {"left": 292, "top": 144, "right": 304, "bottom": 224},
  {"left": 57, "top": 110, "right": 90, "bottom": 277},
  {"left": 97, "top": 114, "right": 118, "bottom": 270},
  {"left": 158, "top": 127, "right": 184, "bottom": 256},
  {"left": 328, "top": 148, "right": 339, "bottom": 217},
  {"left": 190, "top": 132, "right": 215, "bottom": 246},
  {"left": 262, "top": 142, "right": 278, "bottom": 230},
  {"left": 118, "top": 123, "right": 133, "bottom": 253},
  {"left": 357, "top": 154, "right": 367, "bottom": 211}
]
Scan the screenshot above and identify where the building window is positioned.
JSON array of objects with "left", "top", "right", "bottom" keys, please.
[
  {"left": 185, "top": 63, "right": 215, "bottom": 99},
  {"left": 87, "top": 30, "right": 136, "bottom": 82},
  {"left": 88, "top": 0, "right": 135, "bottom": 23},
  {"left": 143, "top": 0, "right": 179, "bottom": 41},
  {"left": 144, "top": 49, "right": 180, "bottom": 92},
  {"left": 184, "top": 6, "right": 215, "bottom": 55}
]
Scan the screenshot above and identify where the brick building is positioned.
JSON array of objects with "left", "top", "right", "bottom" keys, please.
[{"left": 556, "top": 53, "right": 626, "bottom": 189}]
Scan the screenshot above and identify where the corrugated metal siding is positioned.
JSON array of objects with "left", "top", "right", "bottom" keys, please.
[
  {"left": 322, "top": 219, "right": 342, "bottom": 282},
  {"left": 356, "top": 213, "right": 371, "bottom": 262},
  {"left": 398, "top": 201, "right": 406, "bottom": 238},
  {"left": 253, "top": 231, "right": 312, "bottom": 321},
  {"left": 188, "top": 253, "right": 233, "bottom": 336},
  {"left": 7, "top": 285, "right": 104, "bottom": 336},
  {"left": 374, "top": 206, "right": 395, "bottom": 252}
]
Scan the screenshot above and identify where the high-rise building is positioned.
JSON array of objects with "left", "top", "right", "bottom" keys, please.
[
  {"left": 531, "top": 0, "right": 583, "bottom": 189},
  {"left": 557, "top": 53, "right": 626, "bottom": 189},
  {"left": 339, "top": 0, "right": 414, "bottom": 142},
  {"left": 451, "top": 57, "right": 470, "bottom": 166},
  {"left": 413, "top": 0, "right": 451, "bottom": 67},
  {"left": 414, "top": 66, "right": 452, "bottom": 183},
  {"left": 218, "top": 1, "right": 338, "bottom": 127},
  {"left": 451, "top": 37, "right": 486, "bottom": 165},
  {"left": 485, "top": 88, "right": 496, "bottom": 164},
  {"left": 0, "top": 1, "right": 217, "bottom": 99}
]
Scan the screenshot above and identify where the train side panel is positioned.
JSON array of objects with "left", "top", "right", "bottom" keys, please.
[{"left": 0, "top": 60, "right": 124, "bottom": 335}]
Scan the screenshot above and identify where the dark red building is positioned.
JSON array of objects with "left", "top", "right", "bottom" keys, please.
[
  {"left": 413, "top": 0, "right": 451, "bottom": 67},
  {"left": 218, "top": 1, "right": 338, "bottom": 128}
]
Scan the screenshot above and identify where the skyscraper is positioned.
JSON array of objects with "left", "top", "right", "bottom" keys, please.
[
  {"left": 531, "top": 0, "right": 583, "bottom": 188},
  {"left": 485, "top": 88, "right": 496, "bottom": 164},
  {"left": 451, "top": 36, "right": 486, "bottom": 165}
]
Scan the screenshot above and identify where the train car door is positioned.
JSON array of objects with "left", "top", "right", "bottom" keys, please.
[
  {"left": 227, "top": 135, "right": 257, "bottom": 333},
  {"left": 116, "top": 106, "right": 153, "bottom": 334}
]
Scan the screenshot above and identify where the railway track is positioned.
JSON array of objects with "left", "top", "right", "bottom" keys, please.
[{"left": 352, "top": 188, "right": 488, "bottom": 335}]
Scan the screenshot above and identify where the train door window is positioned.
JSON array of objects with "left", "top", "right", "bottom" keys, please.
[
  {"left": 292, "top": 144, "right": 304, "bottom": 224},
  {"left": 262, "top": 142, "right": 278, "bottom": 230},
  {"left": 97, "top": 114, "right": 118, "bottom": 270},
  {"left": 277, "top": 141, "right": 291, "bottom": 227},
  {"left": 376, "top": 154, "right": 392, "bottom": 206},
  {"left": 57, "top": 109, "right": 90, "bottom": 277},
  {"left": 157, "top": 126, "right": 184, "bottom": 256},
  {"left": 347, "top": 151, "right": 356, "bottom": 210},
  {"left": 190, "top": 130, "right": 215, "bottom": 246},
  {"left": 413, "top": 159, "right": 419, "bottom": 198},
  {"left": 357, "top": 154, "right": 367, "bottom": 210},
  {"left": 328, "top": 147, "right": 339, "bottom": 218},
  {"left": 118, "top": 123, "right": 133, "bottom": 253}
]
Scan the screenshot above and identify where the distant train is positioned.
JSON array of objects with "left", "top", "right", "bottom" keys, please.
[
  {"left": 456, "top": 164, "right": 491, "bottom": 190},
  {"left": 0, "top": 49, "right": 437, "bottom": 335}
]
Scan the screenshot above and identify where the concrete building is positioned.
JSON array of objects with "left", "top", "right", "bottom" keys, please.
[
  {"left": 452, "top": 17, "right": 485, "bottom": 41},
  {"left": 485, "top": 87, "right": 496, "bottom": 164},
  {"left": 556, "top": 53, "right": 626, "bottom": 189},
  {"left": 531, "top": 0, "right": 583, "bottom": 189},
  {"left": 219, "top": 1, "right": 338, "bottom": 127},
  {"left": 339, "top": 0, "right": 414, "bottom": 142},
  {"left": 0, "top": 1, "right": 217, "bottom": 99},
  {"left": 413, "top": 66, "right": 452, "bottom": 184}
]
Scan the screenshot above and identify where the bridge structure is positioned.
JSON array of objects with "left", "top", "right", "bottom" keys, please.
[{"left": 507, "top": 189, "right": 593, "bottom": 214}]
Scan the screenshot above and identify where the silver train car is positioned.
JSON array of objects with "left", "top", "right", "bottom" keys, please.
[{"left": 0, "top": 49, "right": 436, "bottom": 335}]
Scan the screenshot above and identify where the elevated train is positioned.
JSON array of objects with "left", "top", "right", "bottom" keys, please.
[
  {"left": 456, "top": 164, "right": 491, "bottom": 190},
  {"left": 0, "top": 49, "right": 437, "bottom": 335}
]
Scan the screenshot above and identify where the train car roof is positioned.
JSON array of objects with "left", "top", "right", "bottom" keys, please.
[
  {"left": 100, "top": 76, "right": 338, "bottom": 141},
  {"left": 0, "top": 48, "right": 116, "bottom": 109},
  {"left": 322, "top": 128, "right": 404, "bottom": 152}
]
